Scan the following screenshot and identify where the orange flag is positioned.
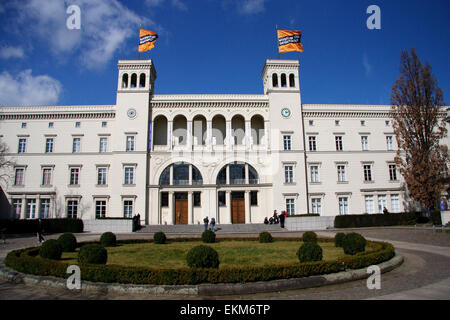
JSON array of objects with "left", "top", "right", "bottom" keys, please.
[
  {"left": 277, "top": 30, "right": 303, "bottom": 53},
  {"left": 139, "top": 29, "right": 158, "bottom": 53}
]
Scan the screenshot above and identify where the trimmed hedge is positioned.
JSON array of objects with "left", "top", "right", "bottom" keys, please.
[
  {"left": 186, "top": 245, "right": 219, "bottom": 269},
  {"left": 0, "top": 218, "right": 83, "bottom": 234},
  {"left": 201, "top": 230, "right": 216, "bottom": 243},
  {"left": 258, "top": 232, "right": 273, "bottom": 243},
  {"left": 39, "top": 239, "right": 62, "bottom": 260},
  {"left": 78, "top": 244, "right": 107, "bottom": 265},
  {"left": 301, "top": 231, "right": 318, "bottom": 243},
  {"left": 287, "top": 214, "right": 320, "bottom": 218},
  {"left": 342, "top": 233, "right": 367, "bottom": 255},
  {"left": 100, "top": 232, "right": 116, "bottom": 247},
  {"left": 4, "top": 238, "right": 395, "bottom": 285},
  {"left": 153, "top": 232, "right": 167, "bottom": 244},
  {"left": 334, "top": 213, "right": 416, "bottom": 228},
  {"left": 334, "top": 233, "right": 346, "bottom": 248},
  {"left": 297, "top": 242, "right": 323, "bottom": 262},
  {"left": 57, "top": 233, "right": 77, "bottom": 252}
]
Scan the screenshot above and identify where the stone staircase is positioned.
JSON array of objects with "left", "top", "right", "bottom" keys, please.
[{"left": 136, "top": 223, "right": 289, "bottom": 234}]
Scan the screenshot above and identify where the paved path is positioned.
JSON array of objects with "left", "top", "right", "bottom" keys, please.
[{"left": 0, "top": 225, "right": 449, "bottom": 300}]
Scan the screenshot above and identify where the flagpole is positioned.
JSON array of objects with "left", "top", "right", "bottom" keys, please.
[
  {"left": 138, "top": 24, "right": 141, "bottom": 60},
  {"left": 276, "top": 25, "right": 280, "bottom": 59}
]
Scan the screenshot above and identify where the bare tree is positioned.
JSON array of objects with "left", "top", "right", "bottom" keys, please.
[
  {"left": 390, "top": 48, "right": 449, "bottom": 214},
  {"left": 0, "top": 139, "right": 15, "bottom": 186}
]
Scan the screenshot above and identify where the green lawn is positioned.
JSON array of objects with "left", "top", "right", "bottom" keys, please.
[{"left": 61, "top": 240, "right": 374, "bottom": 269}]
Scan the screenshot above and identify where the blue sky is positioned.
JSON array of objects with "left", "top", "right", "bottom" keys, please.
[{"left": 0, "top": 0, "right": 449, "bottom": 106}]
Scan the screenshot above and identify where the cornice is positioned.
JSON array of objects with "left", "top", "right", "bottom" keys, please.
[
  {"left": 151, "top": 95, "right": 268, "bottom": 109},
  {"left": 0, "top": 105, "right": 116, "bottom": 120}
]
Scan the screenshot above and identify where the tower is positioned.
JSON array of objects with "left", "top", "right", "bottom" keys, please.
[{"left": 262, "top": 59, "right": 308, "bottom": 215}]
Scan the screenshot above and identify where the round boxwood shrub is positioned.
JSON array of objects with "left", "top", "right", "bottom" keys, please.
[
  {"left": 342, "top": 232, "right": 366, "bottom": 255},
  {"left": 186, "top": 245, "right": 219, "bottom": 269},
  {"left": 297, "top": 242, "right": 323, "bottom": 263},
  {"left": 78, "top": 244, "right": 107, "bottom": 264},
  {"left": 258, "top": 231, "right": 273, "bottom": 243},
  {"left": 39, "top": 239, "right": 63, "bottom": 260},
  {"left": 57, "top": 232, "right": 77, "bottom": 252},
  {"left": 100, "top": 232, "right": 116, "bottom": 247},
  {"left": 202, "top": 230, "right": 216, "bottom": 243},
  {"left": 334, "top": 232, "right": 347, "bottom": 248},
  {"left": 153, "top": 232, "right": 167, "bottom": 244},
  {"left": 302, "top": 231, "right": 318, "bottom": 243}
]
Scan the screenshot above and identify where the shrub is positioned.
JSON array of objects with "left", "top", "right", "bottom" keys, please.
[
  {"left": 0, "top": 218, "right": 83, "bottom": 234},
  {"left": 302, "top": 231, "right": 318, "bottom": 243},
  {"left": 430, "top": 211, "right": 442, "bottom": 226},
  {"left": 258, "top": 232, "right": 273, "bottom": 243},
  {"left": 416, "top": 216, "right": 430, "bottom": 224},
  {"left": 202, "top": 230, "right": 216, "bottom": 243},
  {"left": 100, "top": 232, "right": 116, "bottom": 247},
  {"left": 297, "top": 242, "right": 323, "bottom": 262},
  {"left": 153, "top": 232, "right": 167, "bottom": 244},
  {"left": 39, "top": 239, "right": 62, "bottom": 260},
  {"left": 186, "top": 245, "right": 219, "bottom": 269},
  {"left": 57, "top": 233, "right": 77, "bottom": 252},
  {"left": 334, "top": 212, "right": 416, "bottom": 228},
  {"left": 342, "top": 233, "right": 366, "bottom": 255},
  {"left": 78, "top": 244, "right": 107, "bottom": 264},
  {"left": 334, "top": 232, "right": 347, "bottom": 247}
]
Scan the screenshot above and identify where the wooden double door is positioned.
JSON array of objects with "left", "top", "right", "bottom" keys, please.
[
  {"left": 174, "top": 192, "right": 188, "bottom": 225},
  {"left": 231, "top": 192, "right": 245, "bottom": 224}
]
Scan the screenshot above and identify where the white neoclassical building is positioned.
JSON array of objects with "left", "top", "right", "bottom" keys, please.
[{"left": 1, "top": 59, "right": 446, "bottom": 225}]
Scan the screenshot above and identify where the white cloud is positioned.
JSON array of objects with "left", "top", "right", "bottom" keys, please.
[
  {"left": 145, "top": 0, "right": 165, "bottom": 7},
  {"left": 171, "top": 0, "right": 188, "bottom": 11},
  {"left": 15, "top": 0, "right": 158, "bottom": 69},
  {"left": 144, "top": 0, "right": 187, "bottom": 10},
  {"left": 0, "top": 46, "right": 25, "bottom": 59},
  {"left": 238, "top": 0, "right": 266, "bottom": 15},
  {"left": 0, "top": 70, "right": 62, "bottom": 106},
  {"left": 363, "top": 53, "right": 373, "bottom": 76}
]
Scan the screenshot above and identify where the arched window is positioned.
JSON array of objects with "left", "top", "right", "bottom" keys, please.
[
  {"left": 159, "top": 166, "right": 170, "bottom": 185},
  {"left": 289, "top": 74, "right": 295, "bottom": 88},
  {"left": 122, "top": 73, "right": 128, "bottom": 88},
  {"left": 281, "top": 73, "right": 287, "bottom": 87},
  {"left": 216, "top": 162, "right": 259, "bottom": 185},
  {"left": 158, "top": 162, "right": 203, "bottom": 186},
  {"left": 130, "top": 73, "right": 137, "bottom": 88},
  {"left": 139, "top": 74, "right": 146, "bottom": 88},
  {"left": 153, "top": 115, "right": 168, "bottom": 146},
  {"left": 272, "top": 73, "right": 278, "bottom": 87}
]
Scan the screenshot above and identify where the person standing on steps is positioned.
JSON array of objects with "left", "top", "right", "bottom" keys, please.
[
  {"left": 203, "top": 216, "right": 209, "bottom": 231},
  {"left": 37, "top": 218, "right": 45, "bottom": 244},
  {"left": 210, "top": 217, "right": 216, "bottom": 232},
  {"left": 279, "top": 211, "right": 286, "bottom": 228}
]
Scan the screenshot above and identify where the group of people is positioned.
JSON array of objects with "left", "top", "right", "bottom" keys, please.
[
  {"left": 203, "top": 216, "right": 216, "bottom": 232},
  {"left": 264, "top": 210, "right": 287, "bottom": 228}
]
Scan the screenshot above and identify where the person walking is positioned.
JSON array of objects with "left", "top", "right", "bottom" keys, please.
[
  {"left": 279, "top": 211, "right": 286, "bottom": 228},
  {"left": 203, "top": 216, "right": 209, "bottom": 231},
  {"left": 37, "top": 218, "right": 45, "bottom": 244},
  {"left": 210, "top": 217, "right": 216, "bottom": 232}
]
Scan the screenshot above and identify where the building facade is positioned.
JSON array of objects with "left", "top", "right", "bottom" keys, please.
[{"left": 1, "top": 58, "right": 444, "bottom": 225}]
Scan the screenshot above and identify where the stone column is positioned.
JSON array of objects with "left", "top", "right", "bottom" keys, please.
[
  {"left": 245, "top": 190, "right": 251, "bottom": 224},
  {"left": 245, "top": 163, "right": 249, "bottom": 184},
  {"left": 225, "top": 165, "right": 230, "bottom": 185},
  {"left": 167, "top": 120, "right": 173, "bottom": 150},
  {"left": 226, "top": 120, "right": 232, "bottom": 150},
  {"left": 245, "top": 120, "right": 251, "bottom": 149},
  {"left": 207, "top": 120, "right": 212, "bottom": 151},
  {"left": 150, "top": 120, "right": 154, "bottom": 151},
  {"left": 20, "top": 196, "right": 26, "bottom": 219},
  {"left": 169, "top": 165, "right": 173, "bottom": 186},
  {"left": 188, "top": 164, "right": 192, "bottom": 186},
  {"left": 265, "top": 120, "right": 270, "bottom": 149},
  {"left": 226, "top": 191, "right": 232, "bottom": 224},
  {"left": 188, "top": 191, "right": 193, "bottom": 225},
  {"left": 187, "top": 120, "right": 192, "bottom": 151},
  {"left": 168, "top": 191, "right": 174, "bottom": 225}
]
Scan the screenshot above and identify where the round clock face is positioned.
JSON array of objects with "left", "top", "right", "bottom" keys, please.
[
  {"left": 127, "top": 108, "right": 137, "bottom": 119},
  {"left": 281, "top": 108, "right": 291, "bottom": 118}
]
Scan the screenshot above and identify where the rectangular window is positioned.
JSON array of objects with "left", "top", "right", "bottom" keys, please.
[
  {"left": 389, "top": 164, "right": 397, "bottom": 181},
  {"left": 40, "top": 199, "right": 50, "bottom": 218},
  {"left": 14, "top": 168, "right": 24, "bottom": 186},
  {"left": 42, "top": 168, "right": 52, "bottom": 186},
  {"left": 335, "top": 136, "right": 343, "bottom": 151},
  {"left": 283, "top": 135, "right": 292, "bottom": 151},
  {"left": 124, "top": 167, "right": 134, "bottom": 185},
  {"left": 337, "top": 165, "right": 346, "bottom": 182},
  {"left": 75, "top": 122, "right": 81, "bottom": 128},
  {"left": 335, "top": 120, "right": 340, "bottom": 126},
  {"left": 123, "top": 200, "right": 133, "bottom": 218},
  {"left": 361, "top": 136, "right": 368, "bottom": 151},
  {"left": 391, "top": 194, "right": 400, "bottom": 213},
  {"left": 12, "top": 199, "right": 22, "bottom": 219},
  {"left": 126, "top": 136, "right": 135, "bottom": 152},
  {"left": 102, "top": 121, "right": 107, "bottom": 127},
  {"left": 69, "top": 168, "right": 79, "bottom": 185},
  {"left": 18, "top": 138, "right": 26, "bottom": 153},
  {"left": 45, "top": 138, "right": 54, "bottom": 153},
  {"left": 308, "top": 136, "right": 317, "bottom": 151},
  {"left": 365, "top": 195, "right": 375, "bottom": 214},
  {"left": 386, "top": 136, "right": 393, "bottom": 151},
  {"left": 72, "top": 137, "right": 80, "bottom": 153},
  {"left": 308, "top": 120, "right": 314, "bottom": 126},
  {"left": 364, "top": 165, "right": 372, "bottom": 182},
  {"left": 310, "top": 165, "right": 319, "bottom": 183},
  {"left": 99, "top": 137, "right": 107, "bottom": 153},
  {"left": 284, "top": 165, "right": 294, "bottom": 183},
  {"left": 95, "top": 200, "right": 107, "bottom": 219},
  {"left": 286, "top": 199, "right": 295, "bottom": 215},
  {"left": 21, "top": 122, "right": 27, "bottom": 129},
  {"left": 67, "top": 200, "right": 78, "bottom": 218},
  {"left": 161, "top": 192, "right": 169, "bottom": 207},
  {"left": 311, "top": 198, "right": 322, "bottom": 214},
  {"left": 378, "top": 195, "right": 387, "bottom": 213},
  {"left": 339, "top": 197, "right": 349, "bottom": 215},
  {"left": 48, "top": 122, "right": 54, "bottom": 128},
  {"left": 194, "top": 192, "right": 201, "bottom": 207},
  {"left": 218, "top": 191, "right": 226, "bottom": 207},
  {"left": 26, "top": 199, "right": 36, "bottom": 219},
  {"left": 360, "top": 120, "right": 366, "bottom": 126},
  {"left": 250, "top": 191, "right": 258, "bottom": 206},
  {"left": 97, "top": 168, "right": 107, "bottom": 185}
]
